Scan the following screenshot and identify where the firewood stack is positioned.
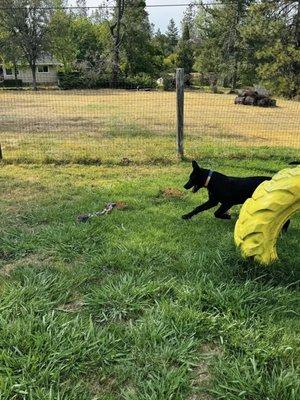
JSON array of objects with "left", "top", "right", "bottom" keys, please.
[{"left": 235, "top": 89, "right": 276, "bottom": 107}]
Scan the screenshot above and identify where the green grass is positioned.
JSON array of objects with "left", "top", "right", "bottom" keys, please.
[{"left": 0, "top": 149, "right": 299, "bottom": 399}]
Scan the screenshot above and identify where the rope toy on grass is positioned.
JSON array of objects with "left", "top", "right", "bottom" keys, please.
[{"left": 77, "top": 202, "right": 126, "bottom": 223}]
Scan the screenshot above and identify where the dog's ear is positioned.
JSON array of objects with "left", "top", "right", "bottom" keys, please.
[{"left": 192, "top": 160, "right": 200, "bottom": 170}]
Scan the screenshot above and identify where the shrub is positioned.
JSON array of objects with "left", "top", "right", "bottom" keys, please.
[
  {"left": 58, "top": 72, "right": 84, "bottom": 89},
  {"left": 124, "top": 73, "right": 156, "bottom": 89},
  {"left": 184, "top": 74, "right": 192, "bottom": 87},
  {"left": 162, "top": 74, "right": 176, "bottom": 91},
  {"left": 1, "top": 79, "right": 23, "bottom": 88},
  {"left": 58, "top": 72, "right": 155, "bottom": 90}
]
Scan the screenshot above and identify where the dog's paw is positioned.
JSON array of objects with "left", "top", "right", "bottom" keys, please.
[{"left": 182, "top": 214, "right": 192, "bottom": 220}]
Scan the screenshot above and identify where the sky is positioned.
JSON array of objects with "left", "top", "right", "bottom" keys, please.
[{"left": 69, "top": 1, "right": 188, "bottom": 32}]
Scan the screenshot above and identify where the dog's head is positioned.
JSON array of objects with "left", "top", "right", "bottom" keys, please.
[{"left": 184, "top": 161, "right": 207, "bottom": 193}]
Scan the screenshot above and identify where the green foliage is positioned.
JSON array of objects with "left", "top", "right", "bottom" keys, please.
[
  {"left": 193, "top": 0, "right": 300, "bottom": 96},
  {"left": 176, "top": 23, "right": 195, "bottom": 74},
  {"left": 49, "top": 7, "right": 77, "bottom": 72},
  {"left": 243, "top": 2, "right": 300, "bottom": 98},
  {"left": 0, "top": 79, "right": 23, "bottom": 87},
  {"left": 161, "top": 74, "right": 176, "bottom": 91},
  {"left": 121, "top": 0, "right": 161, "bottom": 77},
  {"left": 57, "top": 71, "right": 155, "bottom": 90},
  {"left": 124, "top": 73, "right": 156, "bottom": 89},
  {"left": 57, "top": 71, "right": 111, "bottom": 89},
  {"left": 165, "top": 18, "right": 179, "bottom": 54}
]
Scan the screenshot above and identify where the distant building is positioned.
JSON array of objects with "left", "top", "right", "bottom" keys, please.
[{"left": 1, "top": 55, "right": 61, "bottom": 85}]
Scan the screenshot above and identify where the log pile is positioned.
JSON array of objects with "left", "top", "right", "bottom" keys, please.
[{"left": 235, "top": 89, "right": 276, "bottom": 107}]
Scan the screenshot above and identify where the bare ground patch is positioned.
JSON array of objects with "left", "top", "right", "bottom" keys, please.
[
  {"left": 188, "top": 343, "right": 224, "bottom": 400},
  {"left": 0, "top": 254, "right": 54, "bottom": 277}
]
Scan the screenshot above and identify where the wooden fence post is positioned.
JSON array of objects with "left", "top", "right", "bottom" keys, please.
[{"left": 176, "top": 68, "right": 184, "bottom": 158}]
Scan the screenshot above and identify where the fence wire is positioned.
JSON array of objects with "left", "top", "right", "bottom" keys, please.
[
  {"left": 0, "top": 2, "right": 300, "bottom": 164},
  {"left": 1, "top": 85, "right": 300, "bottom": 164}
]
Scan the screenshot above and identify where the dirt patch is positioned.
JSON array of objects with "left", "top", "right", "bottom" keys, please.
[
  {"left": 120, "top": 157, "right": 132, "bottom": 165},
  {"left": 201, "top": 343, "right": 224, "bottom": 357},
  {"left": 0, "top": 254, "right": 51, "bottom": 277},
  {"left": 159, "top": 187, "right": 185, "bottom": 199},
  {"left": 115, "top": 201, "right": 128, "bottom": 210},
  {"left": 188, "top": 343, "right": 224, "bottom": 400},
  {"left": 57, "top": 299, "right": 85, "bottom": 313},
  {"left": 56, "top": 292, "right": 85, "bottom": 313},
  {"left": 88, "top": 376, "right": 117, "bottom": 397}
]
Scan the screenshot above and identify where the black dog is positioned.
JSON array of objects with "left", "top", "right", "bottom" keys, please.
[{"left": 182, "top": 161, "right": 291, "bottom": 232}]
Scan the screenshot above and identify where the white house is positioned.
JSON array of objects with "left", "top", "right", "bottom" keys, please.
[{"left": 1, "top": 55, "right": 61, "bottom": 85}]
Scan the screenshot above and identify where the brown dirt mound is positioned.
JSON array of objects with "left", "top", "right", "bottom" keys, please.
[
  {"left": 160, "top": 188, "right": 185, "bottom": 198},
  {"left": 115, "top": 201, "right": 127, "bottom": 209}
]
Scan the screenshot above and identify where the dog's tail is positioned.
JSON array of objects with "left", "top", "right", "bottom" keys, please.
[{"left": 289, "top": 161, "right": 300, "bottom": 165}]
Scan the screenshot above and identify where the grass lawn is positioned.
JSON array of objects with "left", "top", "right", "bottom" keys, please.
[
  {"left": 0, "top": 89, "right": 299, "bottom": 398},
  {"left": 0, "top": 90, "right": 299, "bottom": 164},
  {"left": 1, "top": 147, "right": 299, "bottom": 399}
]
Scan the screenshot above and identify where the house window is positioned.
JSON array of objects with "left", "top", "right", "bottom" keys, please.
[
  {"left": 5, "top": 67, "right": 19, "bottom": 76},
  {"left": 38, "top": 65, "right": 49, "bottom": 73}
]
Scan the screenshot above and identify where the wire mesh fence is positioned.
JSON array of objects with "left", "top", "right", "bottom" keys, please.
[
  {"left": 1, "top": 84, "right": 300, "bottom": 164},
  {"left": 1, "top": 2, "right": 300, "bottom": 164}
]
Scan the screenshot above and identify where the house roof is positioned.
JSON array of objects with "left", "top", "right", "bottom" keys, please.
[
  {"left": 35, "top": 54, "right": 61, "bottom": 66},
  {"left": 0, "top": 53, "right": 61, "bottom": 67}
]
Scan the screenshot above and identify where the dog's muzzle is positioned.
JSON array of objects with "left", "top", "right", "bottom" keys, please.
[{"left": 184, "top": 182, "right": 200, "bottom": 193}]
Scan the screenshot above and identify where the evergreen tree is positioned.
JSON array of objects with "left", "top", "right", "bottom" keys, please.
[
  {"left": 165, "top": 19, "right": 179, "bottom": 54},
  {"left": 121, "top": 0, "right": 159, "bottom": 76},
  {"left": 76, "top": 0, "right": 88, "bottom": 18},
  {"left": 176, "top": 23, "right": 195, "bottom": 74},
  {"left": 243, "top": 0, "right": 300, "bottom": 97},
  {"left": 194, "top": 1, "right": 255, "bottom": 89}
]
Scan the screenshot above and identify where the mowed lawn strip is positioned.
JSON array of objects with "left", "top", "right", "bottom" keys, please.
[{"left": 0, "top": 155, "right": 299, "bottom": 399}]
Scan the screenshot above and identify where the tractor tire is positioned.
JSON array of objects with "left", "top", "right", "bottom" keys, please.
[{"left": 234, "top": 166, "right": 300, "bottom": 264}]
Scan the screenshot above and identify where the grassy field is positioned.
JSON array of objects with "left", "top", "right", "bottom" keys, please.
[
  {"left": 0, "top": 90, "right": 299, "bottom": 399},
  {"left": 0, "top": 90, "right": 299, "bottom": 164}
]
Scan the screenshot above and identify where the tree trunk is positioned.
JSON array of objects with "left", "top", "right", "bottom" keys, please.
[
  {"left": 296, "top": 0, "right": 300, "bottom": 49},
  {"left": 31, "top": 63, "right": 37, "bottom": 91},
  {"left": 294, "top": 0, "right": 300, "bottom": 95},
  {"left": 13, "top": 60, "right": 18, "bottom": 81},
  {"left": 111, "top": 0, "right": 125, "bottom": 86},
  {"left": 232, "top": 54, "right": 238, "bottom": 90}
]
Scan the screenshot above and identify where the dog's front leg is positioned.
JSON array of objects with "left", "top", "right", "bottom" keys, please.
[{"left": 182, "top": 200, "right": 219, "bottom": 220}]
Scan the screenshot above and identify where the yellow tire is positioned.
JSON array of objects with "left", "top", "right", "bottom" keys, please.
[{"left": 234, "top": 166, "right": 300, "bottom": 265}]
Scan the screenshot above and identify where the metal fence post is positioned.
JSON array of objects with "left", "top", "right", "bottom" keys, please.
[{"left": 176, "top": 68, "right": 184, "bottom": 158}]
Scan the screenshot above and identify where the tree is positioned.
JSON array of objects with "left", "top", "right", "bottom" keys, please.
[
  {"left": 110, "top": 0, "right": 125, "bottom": 84},
  {"left": 121, "top": 0, "right": 158, "bottom": 76},
  {"left": 50, "top": 2, "right": 77, "bottom": 72},
  {"left": 194, "top": 1, "right": 255, "bottom": 90},
  {"left": 91, "top": 1, "right": 110, "bottom": 24},
  {"left": 0, "top": 29, "right": 24, "bottom": 80},
  {"left": 165, "top": 19, "right": 179, "bottom": 55},
  {"left": 243, "top": 0, "right": 300, "bottom": 97},
  {"left": 75, "top": 0, "right": 88, "bottom": 18},
  {"left": 0, "top": 0, "right": 53, "bottom": 90},
  {"left": 176, "top": 23, "right": 195, "bottom": 74},
  {"left": 71, "top": 17, "right": 111, "bottom": 77}
]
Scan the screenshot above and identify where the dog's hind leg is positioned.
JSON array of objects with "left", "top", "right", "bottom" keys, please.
[{"left": 214, "top": 203, "right": 233, "bottom": 220}]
